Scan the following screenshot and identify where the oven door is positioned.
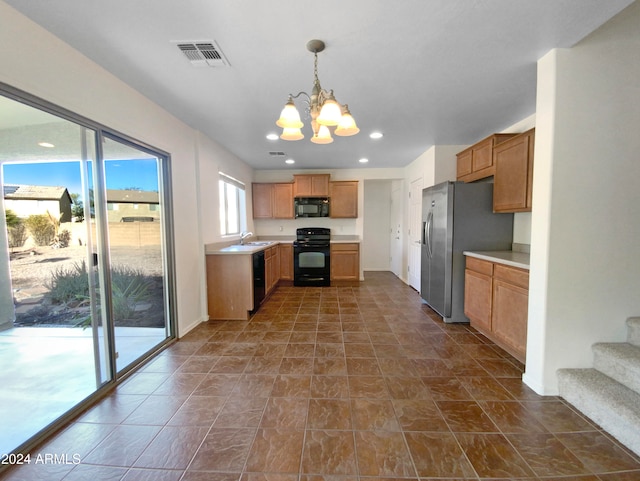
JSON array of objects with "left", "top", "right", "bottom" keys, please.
[{"left": 294, "top": 244, "right": 330, "bottom": 286}]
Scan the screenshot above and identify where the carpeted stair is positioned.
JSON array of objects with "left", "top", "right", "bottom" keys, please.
[{"left": 557, "top": 317, "right": 640, "bottom": 457}]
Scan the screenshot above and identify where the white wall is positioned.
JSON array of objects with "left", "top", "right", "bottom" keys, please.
[
  {"left": 0, "top": 1, "right": 254, "bottom": 336},
  {"left": 363, "top": 180, "right": 392, "bottom": 271},
  {"left": 524, "top": 1, "right": 640, "bottom": 394}
]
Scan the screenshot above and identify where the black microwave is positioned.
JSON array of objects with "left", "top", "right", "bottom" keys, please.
[{"left": 295, "top": 197, "right": 329, "bottom": 218}]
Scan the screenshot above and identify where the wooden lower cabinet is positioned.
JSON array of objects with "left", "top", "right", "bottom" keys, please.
[
  {"left": 464, "top": 256, "right": 529, "bottom": 363},
  {"left": 265, "top": 246, "right": 280, "bottom": 294},
  {"left": 330, "top": 243, "right": 360, "bottom": 282},
  {"left": 207, "top": 243, "right": 294, "bottom": 320},
  {"left": 464, "top": 258, "right": 493, "bottom": 333},
  {"left": 279, "top": 243, "right": 293, "bottom": 281},
  {"left": 206, "top": 254, "right": 253, "bottom": 320}
]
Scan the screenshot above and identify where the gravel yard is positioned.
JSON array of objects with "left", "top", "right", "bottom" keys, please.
[{"left": 9, "top": 245, "right": 166, "bottom": 327}]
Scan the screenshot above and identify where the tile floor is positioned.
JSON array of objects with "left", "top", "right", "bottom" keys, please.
[{"left": 3, "top": 271, "right": 640, "bottom": 481}]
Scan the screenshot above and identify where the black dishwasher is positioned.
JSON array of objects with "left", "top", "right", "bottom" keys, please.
[{"left": 252, "top": 251, "right": 266, "bottom": 312}]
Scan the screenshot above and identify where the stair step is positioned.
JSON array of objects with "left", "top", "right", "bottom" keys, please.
[
  {"left": 593, "top": 342, "right": 640, "bottom": 394},
  {"left": 628, "top": 317, "right": 640, "bottom": 347},
  {"left": 557, "top": 368, "right": 640, "bottom": 457}
]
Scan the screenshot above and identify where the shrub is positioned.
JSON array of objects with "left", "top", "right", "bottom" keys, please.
[
  {"left": 46, "top": 261, "right": 154, "bottom": 324},
  {"left": 111, "top": 265, "right": 153, "bottom": 321},
  {"left": 8, "top": 222, "right": 28, "bottom": 248},
  {"left": 24, "top": 214, "right": 56, "bottom": 246},
  {"left": 57, "top": 229, "right": 71, "bottom": 248},
  {"left": 46, "top": 260, "right": 90, "bottom": 305}
]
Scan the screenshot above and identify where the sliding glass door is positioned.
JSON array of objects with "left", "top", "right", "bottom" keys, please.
[
  {"left": 0, "top": 89, "right": 175, "bottom": 455},
  {"left": 101, "top": 135, "right": 171, "bottom": 373}
]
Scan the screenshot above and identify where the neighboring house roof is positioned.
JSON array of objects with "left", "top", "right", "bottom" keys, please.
[
  {"left": 3, "top": 184, "right": 71, "bottom": 202},
  {"left": 106, "top": 189, "right": 159, "bottom": 204}
]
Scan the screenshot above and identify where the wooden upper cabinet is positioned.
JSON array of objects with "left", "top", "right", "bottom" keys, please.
[
  {"left": 252, "top": 183, "right": 293, "bottom": 219},
  {"left": 329, "top": 181, "right": 358, "bottom": 218},
  {"left": 293, "top": 174, "right": 330, "bottom": 197},
  {"left": 272, "top": 183, "right": 294, "bottom": 218},
  {"left": 456, "top": 133, "right": 517, "bottom": 182},
  {"left": 493, "top": 128, "right": 535, "bottom": 213},
  {"left": 252, "top": 183, "right": 274, "bottom": 218}
]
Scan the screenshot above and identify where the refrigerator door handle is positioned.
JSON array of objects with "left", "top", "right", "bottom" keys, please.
[
  {"left": 426, "top": 211, "right": 433, "bottom": 258},
  {"left": 422, "top": 221, "right": 427, "bottom": 245}
]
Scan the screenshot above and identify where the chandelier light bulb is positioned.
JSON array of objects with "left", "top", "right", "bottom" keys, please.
[
  {"left": 276, "top": 99, "right": 303, "bottom": 129},
  {"left": 280, "top": 127, "right": 304, "bottom": 141},
  {"left": 334, "top": 105, "right": 359, "bottom": 137},
  {"left": 316, "top": 94, "right": 342, "bottom": 126},
  {"left": 310, "top": 124, "right": 333, "bottom": 144}
]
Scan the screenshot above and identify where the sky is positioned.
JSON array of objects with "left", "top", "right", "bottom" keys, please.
[{"left": 2, "top": 159, "right": 159, "bottom": 201}]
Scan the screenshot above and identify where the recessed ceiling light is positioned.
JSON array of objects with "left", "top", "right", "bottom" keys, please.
[
  {"left": 359, "top": 158, "right": 369, "bottom": 163},
  {"left": 369, "top": 132, "right": 383, "bottom": 139},
  {"left": 266, "top": 133, "right": 279, "bottom": 140},
  {"left": 285, "top": 159, "right": 295, "bottom": 164},
  {"left": 38, "top": 142, "right": 55, "bottom": 148}
]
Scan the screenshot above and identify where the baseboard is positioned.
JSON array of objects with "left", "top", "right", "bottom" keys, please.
[
  {"left": 522, "top": 371, "right": 559, "bottom": 396},
  {"left": 177, "top": 316, "right": 208, "bottom": 338}
]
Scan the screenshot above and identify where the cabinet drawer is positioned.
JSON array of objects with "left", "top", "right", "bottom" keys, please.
[
  {"left": 494, "top": 264, "right": 529, "bottom": 289},
  {"left": 465, "top": 257, "right": 493, "bottom": 276},
  {"left": 331, "top": 243, "right": 359, "bottom": 252}
]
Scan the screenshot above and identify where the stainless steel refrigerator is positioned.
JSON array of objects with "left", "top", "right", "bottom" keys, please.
[{"left": 421, "top": 181, "right": 513, "bottom": 323}]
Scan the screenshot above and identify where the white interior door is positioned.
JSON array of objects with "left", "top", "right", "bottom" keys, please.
[
  {"left": 389, "top": 181, "right": 402, "bottom": 276},
  {"left": 408, "top": 177, "right": 423, "bottom": 290}
]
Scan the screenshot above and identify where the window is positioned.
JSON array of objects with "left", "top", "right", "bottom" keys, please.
[{"left": 219, "top": 172, "right": 246, "bottom": 236}]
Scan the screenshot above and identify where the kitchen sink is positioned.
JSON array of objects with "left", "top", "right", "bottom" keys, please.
[{"left": 234, "top": 241, "right": 272, "bottom": 246}]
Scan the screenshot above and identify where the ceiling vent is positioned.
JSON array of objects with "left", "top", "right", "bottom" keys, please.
[
  {"left": 174, "top": 40, "right": 230, "bottom": 67},
  {"left": 268, "top": 151, "right": 286, "bottom": 157}
]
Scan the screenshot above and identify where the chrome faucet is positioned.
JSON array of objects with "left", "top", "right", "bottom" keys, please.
[{"left": 239, "top": 231, "right": 253, "bottom": 245}]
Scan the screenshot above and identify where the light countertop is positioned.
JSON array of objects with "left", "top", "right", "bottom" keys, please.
[
  {"left": 463, "top": 250, "right": 530, "bottom": 270},
  {"left": 206, "top": 237, "right": 361, "bottom": 255}
]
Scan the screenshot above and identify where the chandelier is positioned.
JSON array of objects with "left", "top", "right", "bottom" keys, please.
[{"left": 276, "top": 39, "right": 359, "bottom": 144}]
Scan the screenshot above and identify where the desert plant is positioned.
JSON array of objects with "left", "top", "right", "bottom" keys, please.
[
  {"left": 46, "top": 260, "right": 91, "bottom": 305},
  {"left": 110, "top": 265, "right": 153, "bottom": 321},
  {"left": 7, "top": 222, "right": 28, "bottom": 248},
  {"left": 57, "top": 229, "right": 71, "bottom": 248},
  {"left": 46, "top": 261, "right": 154, "bottom": 326},
  {"left": 24, "top": 214, "right": 56, "bottom": 246}
]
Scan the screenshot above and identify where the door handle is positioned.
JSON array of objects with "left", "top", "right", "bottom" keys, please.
[{"left": 426, "top": 211, "right": 433, "bottom": 258}]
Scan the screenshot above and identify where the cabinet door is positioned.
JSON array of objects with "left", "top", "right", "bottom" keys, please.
[
  {"left": 464, "top": 268, "right": 493, "bottom": 332},
  {"left": 472, "top": 137, "right": 494, "bottom": 172},
  {"left": 252, "top": 183, "right": 273, "bottom": 218},
  {"left": 330, "top": 181, "right": 358, "bottom": 218},
  {"left": 279, "top": 244, "right": 293, "bottom": 280},
  {"left": 330, "top": 243, "right": 360, "bottom": 280},
  {"left": 293, "top": 175, "right": 312, "bottom": 197},
  {"left": 493, "top": 129, "right": 534, "bottom": 213},
  {"left": 265, "top": 247, "right": 276, "bottom": 293},
  {"left": 311, "top": 175, "right": 330, "bottom": 196},
  {"left": 293, "top": 174, "right": 330, "bottom": 197},
  {"left": 456, "top": 149, "right": 472, "bottom": 179},
  {"left": 273, "top": 183, "right": 294, "bottom": 218},
  {"left": 492, "top": 279, "right": 528, "bottom": 361}
]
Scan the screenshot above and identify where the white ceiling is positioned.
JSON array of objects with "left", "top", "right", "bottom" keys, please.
[{"left": 5, "top": 0, "right": 634, "bottom": 170}]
